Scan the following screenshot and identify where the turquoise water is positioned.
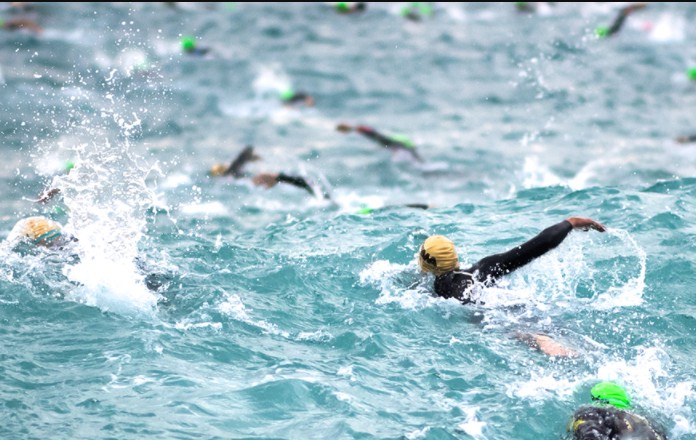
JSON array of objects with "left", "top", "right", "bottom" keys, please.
[{"left": 1, "top": 2, "right": 695, "bottom": 439}]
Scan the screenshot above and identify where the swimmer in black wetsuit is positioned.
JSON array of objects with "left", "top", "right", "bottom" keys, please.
[
  {"left": 335, "top": 2, "right": 366, "bottom": 14},
  {"left": 279, "top": 89, "right": 314, "bottom": 107},
  {"left": 568, "top": 382, "right": 667, "bottom": 440},
  {"left": 181, "top": 36, "right": 210, "bottom": 56},
  {"left": 417, "top": 217, "right": 605, "bottom": 357},
  {"left": 336, "top": 123, "right": 424, "bottom": 162},
  {"left": 209, "top": 146, "right": 330, "bottom": 199},
  {"left": 595, "top": 3, "right": 646, "bottom": 38},
  {"left": 675, "top": 134, "right": 696, "bottom": 144},
  {"left": 418, "top": 217, "right": 605, "bottom": 303}
]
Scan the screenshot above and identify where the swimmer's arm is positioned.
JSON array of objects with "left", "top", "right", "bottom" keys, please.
[
  {"left": 675, "top": 134, "right": 696, "bottom": 144},
  {"left": 225, "top": 146, "right": 258, "bottom": 178},
  {"left": 607, "top": 3, "right": 646, "bottom": 36},
  {"left": 276, "top": 173, "right": 317, "bottom": 196},
  {"left": 3, "top": 17, "right": 43, "bottom": 33},
  {"left": 473, "top": 218, "right": 605, "bottom": 281},
  {"left": 37, "top": 188, "right": 61, "bottom": 204},
  {"left": 513, "top": 332, "right": 578, "bottom": 357}
]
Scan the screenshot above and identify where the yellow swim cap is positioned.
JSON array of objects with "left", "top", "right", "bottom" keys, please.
[
  {"left": 209, "top": 163, "right": 227, "bottom": 177},
  {"left": 10, "top": 216, "right": 63, "bottom": 246},
  {"left": 418, "top": 235, "right": 458, "bottom": 275}
]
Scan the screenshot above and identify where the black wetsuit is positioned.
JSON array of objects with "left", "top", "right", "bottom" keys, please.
[
  {"left": 355, "top": 125, "right": 424, "bottom": 162},
  {"left": 569, "top": 406, "right": 667, "bottom": 440},
  {"left": 276, "top": 173, "right": 330, "bottom": 199},
  {"left": 434, "top": 220, "right": 574, "bottom": 303},
  {"left": 224, "top": 146, "right": 257, "bottom": 178}
]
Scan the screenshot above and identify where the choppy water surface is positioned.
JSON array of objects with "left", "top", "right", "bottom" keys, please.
[{"left": 1, "top": 2, "right": 695, "bottom": 439}]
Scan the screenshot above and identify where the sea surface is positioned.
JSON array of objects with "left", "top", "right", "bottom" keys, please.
[{"left": 1, "top": 2, "right": 695, "bottom": 439}]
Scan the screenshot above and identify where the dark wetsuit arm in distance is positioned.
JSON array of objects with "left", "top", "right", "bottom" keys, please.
[
  {"left": 355, "top": 126, "right": 399, "bottom": 149},
  {"left": 468, "top": 220, "right": 573, "bottom": 283},
  {"left": 225, "top": 146, "right": 255, "bottom": 178},
  {"left": 276, "top": 173, "right": 316, "bottom": 196}
]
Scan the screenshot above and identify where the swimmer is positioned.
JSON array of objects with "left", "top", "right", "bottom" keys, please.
[
  {"left": 336, "top": 123, "right": 424, "bottom": 162},
  {"left": 335, "top": 2, "right": 366, "bottom": 14},
  {"left": 6, "top": 216, "right": 75, "bottom": 249},
  {"left": 209, "top": 145, "right": 260, "bottom": 178},
  {"left": 210, "top": 146, "right": 330, "bottom": 199},
  {"left": 181, "top": 36, "right": 210, "bottom": 56},
  {"left": 252, "top": 172, "right": 330, "bottom": 199},
  {"left": 356, "top": 203, "right": 430, "bottom": 215},
  {"left": 675, "top": 134, "right": 696, "bottom": 144},
  {"left": 595, "top": 3, "right": 647, "bottom": 38},
  {"left": 568, "top": 382, "right": 667, "bottom": 439},
  {"left": 279, "top": 88, "right": 314, "bottom": 107},
  {"left": 417, "top": 217, "right": 605, "bottom": 357},
  {"left": 1, "top": 16, "right": 42, "bottom": 33},
  {"left": 417, "top": 217, "right": 605, "bottom": 303},
  {"left": 400, "top": 2, "right": 433, "bottom": 22},
  {"left": 34, "top": 160, "right": 75, "bottom": 204}
]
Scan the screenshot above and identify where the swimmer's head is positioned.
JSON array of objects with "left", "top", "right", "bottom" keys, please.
[
  {"left": 8, "top": 216, "right": 63, "bottom": 247},
  {"left": 591, "top": 382, "right": 631, "bottom": 409},
  {"left": 595, "top": 26, "right": 609, "bottom": 38},
  {"left": 336, "top": 2, "right": 349, "bottom": 12},
  {"left": 419, "top": 235, "right": 459, "bottom": 275},
  {"left": 181, "top": 36, "right": 196, "bottom": 52},
  {"left": 279, "top": 88, "right": 295, "bottom": 101},
  {"left": 688, "top": 67, "right": 696, "bottom": 81},
  {"left": 209, "top": 163, "right": 227, "bottom": 177},
  {"left": 64, "top": 160, "right": 75, "bottom": 173}
]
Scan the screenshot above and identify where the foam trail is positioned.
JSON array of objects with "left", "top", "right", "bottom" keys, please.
[{"left": 592, "top": 228, "right": 646, "bottom": 310}]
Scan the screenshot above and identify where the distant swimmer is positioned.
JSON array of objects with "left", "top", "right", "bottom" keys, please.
[
  {"left": 356, "top": 203, "right": 430, "bottom": 215},
  {"left": 209, "top": 145, "right": 260, "bottom": 178},
  {"left": 0, "top": 16, "right": 42, "bottom": 33},
  {"left": 336, "top": 123, "right": 424, "bottom": 162},
  {"left": 335, "top": 2, "right": 366, "bottom": 14},
  {"left": 595, "top": 3, "right": 647, "bottom": 38},
  {"left": 6, "top": 216, "right": 75, "bottom": 249},
  {"left": 33, "top": 160, "right": 75, "bottom": 205},
  {"left": 279, "top": 88, "right": 314, "bottom": 107},
  {"left": 675, "top": 134, "right": 696, "bottom": 144},
  {"left": 181, "top": 36, "right": 210, "bottom": 57},
  {"left": 417, "top": 217, "right": 605, "bottom": 303},
  {"left": 416, "top": 217, "right": 605, "bottom": 357},
  {"left": 210, "top": 146, "right": 330, "bottom": 199},
  {"left": 400, "top": 2, "right": 433, "bottom": 22},
  {"left": 568, "top": 382, "right": 667, "bottom": 440}
]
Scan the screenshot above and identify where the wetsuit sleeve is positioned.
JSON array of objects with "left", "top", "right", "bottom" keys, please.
[
  {"left": 470, "top": 220, "right": 573, "bottom": 283},
  {"left": 356, "top": 126, "right": 397, "bottom": 148},
  {"left": 225, "top": 146, "right": 254, "bottom": 178},
  {"left": 276, "top": 173, "right": 316, "bottom": 196},
  {"left": 607, "top": 9, "right": 629, "bottom": 36}
]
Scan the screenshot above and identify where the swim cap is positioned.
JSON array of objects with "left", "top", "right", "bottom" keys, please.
[
  {"left": 591, "top": 382, "right": 631, "bottom": 409},
  {"left": 419, "top": 235, "right": 458, "bottom": 275},
  {"left": 279, "top": 88, "right": 295, "bottom": 101},
  {"left": 688, "top": 67, "right": 696, "bottom": 81},
  {"left": 356, "top": 207, "right": 373, "bottom": 215},
  {"left": 595, "top": 26, "right": 609, "bottom": 38},
  {"left": 336, "top": 2, "right": 349, "bottom": 12},
  {"left": 209, "top": 163, "right": 227, "bottom": 177},
  {"left": 9, "top": 216, "right": 63, "bottom": 246},
  {"left": 181, "top": 36, "right": 196, "bottom": 52},
  {"left": 64, "top": 160, "right": 75, "bottom": 172}
]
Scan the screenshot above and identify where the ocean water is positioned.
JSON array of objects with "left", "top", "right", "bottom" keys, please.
[{"left": 1, "top": 2, "right": 695, "bottom": 439}]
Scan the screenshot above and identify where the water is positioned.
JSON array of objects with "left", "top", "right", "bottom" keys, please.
[{"left": 1, "top": 2, "right": 695, "bottom": 439}]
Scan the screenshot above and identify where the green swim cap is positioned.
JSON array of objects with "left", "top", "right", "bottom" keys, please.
[
  {"left": 591, "top": 382, "right": 631, "bottom": 409},
  {"left": 417, "top": 2, "right": 433, "bottom": 16},
  {"left": 687, "top": 67, "right": 696, "bottom": 81},
  {"left": 181, "top": 36, "right": 196, "bottom": 52},
  {"left": 64, "top": 160, "right": 75, "bottom": 172},
  {"left": 279, "top": 88, "right": 295, "bottom": 101},
  {"left": 336, "top": 2, "right": 349, "bottom": 12},
  {"left": 356, "top": 207, "right": 374, "bottom": 215},
  {"left": 595, "top": 26, "right": 609, "bottom": 38}
]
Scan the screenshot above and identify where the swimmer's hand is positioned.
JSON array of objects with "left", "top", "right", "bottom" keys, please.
[
  {"left": 336, "top": 123, "right": 354, "bottom": 133},
  {"left": 252, "top": 172, "right": 279, "bottom": 189},
  {"left": 567, "top": 217, "right": 606, "bottom": 232}
]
